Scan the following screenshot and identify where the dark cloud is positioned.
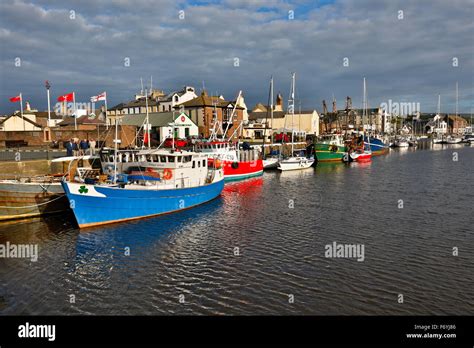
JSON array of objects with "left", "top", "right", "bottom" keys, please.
[{"left": 0, "top": 0, "right": 472, "bottom": 114}]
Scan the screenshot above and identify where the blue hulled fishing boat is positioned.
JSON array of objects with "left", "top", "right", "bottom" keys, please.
[
  {"left": 364, "top": 136, "right": 389, "bottom": 155},
  {"left": 62, "top": 149, "right": 224, "bottom": 228}
]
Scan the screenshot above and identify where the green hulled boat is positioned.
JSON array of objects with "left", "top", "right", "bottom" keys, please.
[{"left": 314, "top": 134, "right": 347, "bottom": 162}]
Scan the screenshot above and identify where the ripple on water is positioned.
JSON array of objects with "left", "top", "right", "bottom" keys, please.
[{"left": 0, "top": 147, "right": 473, "bottom": 314}]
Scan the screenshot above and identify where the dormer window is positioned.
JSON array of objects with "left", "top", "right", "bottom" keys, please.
[{"left": 174, "top": 95, "right": 179, "bottom": 102}]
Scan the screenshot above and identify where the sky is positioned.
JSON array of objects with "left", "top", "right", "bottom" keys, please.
[{"left": 0, "top": 0, "right": 473, "bottom": 115}]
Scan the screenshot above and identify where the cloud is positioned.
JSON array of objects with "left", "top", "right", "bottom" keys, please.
[{"left": 0, "top": 0, "right": 472, "bottom": 114}]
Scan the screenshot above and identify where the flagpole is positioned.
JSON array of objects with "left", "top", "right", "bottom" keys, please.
[
  {"left": 104, "top": 92, "right": 108, "bottom": 130},
  {"left": 73, "top": 92, "right": 77, "bottom": 130},
  {"left": 20, "top": 93, "right": 25, "bottom": 131},
  {"left": 45, "top": 81, "right": 51, "bottom": 127}
]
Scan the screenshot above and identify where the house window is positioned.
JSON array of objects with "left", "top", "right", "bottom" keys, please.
[
  {"left": 185, "top": 127, "right": 190, "bottom": 137},
  {"left": 135, "top": 107, "right": 139, "bottom": 114},
  {"left": 223, "top": 108, "right": 232, "bottom": 122},
  {"left": 44, "top": 129, "right": 51, "bottom": 141},
  {"left": 174, "top": 95, "right": 179, "bottom": 103}
]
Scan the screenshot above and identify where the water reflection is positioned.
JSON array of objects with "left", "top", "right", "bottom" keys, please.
[{"left": 1, "top": 147, "right": 473, "bottom": 315}]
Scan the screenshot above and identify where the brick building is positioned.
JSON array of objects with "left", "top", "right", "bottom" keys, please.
[{"left": 176, "top": 91, "right": 245, "bottom": 139}]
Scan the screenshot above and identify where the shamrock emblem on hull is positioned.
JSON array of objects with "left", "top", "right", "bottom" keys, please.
[{"left": 78, "top": 186, "right": 89, "bottom": 194}]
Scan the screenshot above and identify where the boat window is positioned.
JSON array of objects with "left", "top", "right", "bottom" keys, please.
[
  {"left": 153, "top": 155, "right": 159, "bottom": 162},
  {"left": 202, "top": 160, "right": 205, "bottom": 167},
  {"left": 192, "top": 161, "right": 195, "bottom": 168},
  {"left": 146, "top": 155, "right": 153, "bottom": 162},
  {"left": 177, "top": 156, "right": 182, "bottom": 163},
  {"left": 198, "top": 161, "right": 201, "bottom": 167},
  {"left": 168, "top": 156, "right": 175, "bottom": 163},
  {"left": 160, "top": 155, "right": 167, "bottom": 162},
  {"left": 183, "top": 155, "right": 192, "bottom": 163}
]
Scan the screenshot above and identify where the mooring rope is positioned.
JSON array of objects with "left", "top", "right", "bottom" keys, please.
[{"left": 0, "top": 194, "right": 66, "bottom": 209}]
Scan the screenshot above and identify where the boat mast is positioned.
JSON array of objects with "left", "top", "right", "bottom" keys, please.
[
  {"left": 363, "top": 77, "right": 367, "bottom": 134},
  {"left": 363, "top": 77, "right": 370, "bottom": 149},
  {"left": 437, "top": 94, "right": 441, "bottom": 132},
  {"left": 270, "top": 76, "right": 274, "bottom": 145},
  {"left": 145, "top": 88, "right": 151, "bottom": 150},
  {"left": 223, "top": 90, "right": 242, "bottom": 141},
  {"left": 289, "top": 72, "right": 296, "bottom": 155},
  {"left": 262, "top": 76, "right": 273, "bottom": 158},
  {"left": 113, "top": 107, "right": 118, "bottom": 184},
  {"left": 456, "top": 81, "right": 458, "bottom": 118}
]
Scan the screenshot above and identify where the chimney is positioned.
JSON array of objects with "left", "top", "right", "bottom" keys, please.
[{"left": 274, "top": 93, "right": 283, "bottom": 112}]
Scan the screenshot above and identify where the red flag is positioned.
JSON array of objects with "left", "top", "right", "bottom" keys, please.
[
  {"left": 57, "top": 92, "right": 74, "bottom": 102},
  {"left": 9, "top": 95, "right": 21, "bottom": 102}
]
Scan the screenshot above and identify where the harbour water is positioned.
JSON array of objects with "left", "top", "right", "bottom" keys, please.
[{"left": 0, "top": 145, "right": 472, "bottom": 315}]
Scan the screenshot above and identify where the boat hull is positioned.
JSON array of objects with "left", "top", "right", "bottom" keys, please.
[
  {"left": 278, "top": 157, "right": 315, "bottom": 171},
  {"left": 222, "top": 159, "right": 264, "bottom": 181},
  {"left": 315, "top": 144, "right": 346, "bottom": 162},
  {"left": 62, "top": 179, "right": 225, "bottom": 228},
  {"left": 0, "top": 182, "right": 67, "bottom": 221},
  {"left": 364, "top": 137, "right": 389, "bottom": 155},
  {"left": 394, "top": 141, "right": 409, "bottom": 148},
  {"left": 342, "top": 151, "right": 372, "bottom": 163},
  {"left": 263, "top": 158, "right": 279, "bottom": 170}
]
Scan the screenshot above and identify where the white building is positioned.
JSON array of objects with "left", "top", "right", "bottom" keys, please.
[
  {"left": 0, "top": 114, "right": 42, "bottom": 131},
  {"left": 159, "top": 86, "right": 198, "bottom": 112},
  {"left": 121, "top": 111, "right": 198, "bottom": 143}
]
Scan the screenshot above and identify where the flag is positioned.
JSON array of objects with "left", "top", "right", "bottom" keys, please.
[
  {"left": 9, "top": 95, "right": 21, "bottom": 102},
  {"left": 57, "top": 92, "right": 74, "bottom": 102},
  {"left": 90, "top": 92, "right": 106, "bottom": 102}
]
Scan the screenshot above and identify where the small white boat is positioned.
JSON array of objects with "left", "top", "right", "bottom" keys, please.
[
  {"left": 277, "top": 73, "right": 315, "bottom": 172},
  {"left": 342, "top": 150, "right": 372, "bottom": 163},
  {"left": 394, "top": 139, "right": 410, "bottom": 147},
  {"left": 461, "top": 134, "right": 474, "bottom": 143},
  {"left": 446, "top": 136, "right": 462, "bottom": 144},
  {"left": 263, "top": 157, "right": 279, "bottom": 169},
  {"left": 278, "top": 156, "right": 314, "bottom": 171}
]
